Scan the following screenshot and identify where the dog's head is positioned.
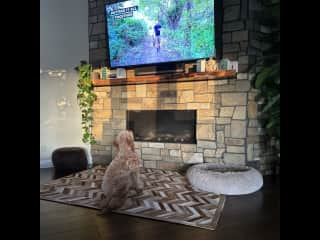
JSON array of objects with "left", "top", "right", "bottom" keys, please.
[{"left": 113, "top": 130, "right": 135, "bottom": 152}]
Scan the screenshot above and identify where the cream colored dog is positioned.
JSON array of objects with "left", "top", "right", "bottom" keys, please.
[{"left": 99, "top": 130, "right": 143, "bottom": 214}]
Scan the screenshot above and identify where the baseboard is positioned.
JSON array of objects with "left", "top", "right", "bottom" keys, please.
[{"left": 40, "top": 159, "right": 53, "bottom": 168}]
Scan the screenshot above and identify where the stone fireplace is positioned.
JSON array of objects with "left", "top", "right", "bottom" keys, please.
[
  {"left": 90, "top": 75, "right": 267, "bottom": 171},
  {"left": 88, "top": 0, "right": 276, "bottom": 175}
]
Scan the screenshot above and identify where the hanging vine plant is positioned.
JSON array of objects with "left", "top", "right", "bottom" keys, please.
[{"left": 74, "top": 61, "right": 97, "bottom": 144}]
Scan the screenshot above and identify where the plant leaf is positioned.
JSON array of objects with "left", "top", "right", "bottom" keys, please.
[
  {"left": 255, "top": 67, "right": 272, "bottom": 88},
  {"left": 262, "top": 94, "right": 280, "bottom": 113}
]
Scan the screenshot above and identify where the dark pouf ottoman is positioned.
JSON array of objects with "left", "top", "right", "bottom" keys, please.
[{"left": 52, "top": 147, "right": 88, "bottom": 177}]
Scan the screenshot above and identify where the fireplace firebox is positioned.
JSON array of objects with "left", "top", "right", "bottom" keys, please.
[{"left": 127, "top": 110, "right": 196, "bottom": 144}]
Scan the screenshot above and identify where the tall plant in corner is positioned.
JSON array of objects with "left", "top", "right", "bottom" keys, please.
[
  {"left": 251, "top": 0, "right": 280, "bottom": 152},
  {"left": 74, "top": 61, "right": 97, "bottom": 144}
]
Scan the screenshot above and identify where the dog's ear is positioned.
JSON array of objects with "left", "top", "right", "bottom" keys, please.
[
  {"left": 126, "top": 131, "right": 135, "bottom": 151},
  {"left": 113, "top": 139, "right": 119, "bottom": 150}
]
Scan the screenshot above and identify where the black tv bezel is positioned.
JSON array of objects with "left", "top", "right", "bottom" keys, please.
[{"left": 104, "top": 0, "right": 222, "bottom": 69}]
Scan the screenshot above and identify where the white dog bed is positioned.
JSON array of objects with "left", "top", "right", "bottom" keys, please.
[{"left": 186, "top": 163, "right": 263, "bottom": 195}]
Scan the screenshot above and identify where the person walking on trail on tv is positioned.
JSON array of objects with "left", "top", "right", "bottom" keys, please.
[{"left": 154, "top": 20, "right": 161, "bottom": 53}]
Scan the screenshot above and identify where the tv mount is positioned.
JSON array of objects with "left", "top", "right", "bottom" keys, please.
[{"left": 134, "top": 63, "right": 185, "bottom": 76}]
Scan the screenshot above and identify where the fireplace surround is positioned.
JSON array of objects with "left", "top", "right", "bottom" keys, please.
[{"left": 90, "top": 76, "right": 265, "bottom": 171}]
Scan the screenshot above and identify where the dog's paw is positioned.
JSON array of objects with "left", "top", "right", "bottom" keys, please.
[{"left": 97, "top": 208, "right": 111, "bottom": 216}]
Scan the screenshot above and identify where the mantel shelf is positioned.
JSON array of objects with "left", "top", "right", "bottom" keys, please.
[{"left": 92, "top": 70, "right": 237, "bottom": 87}]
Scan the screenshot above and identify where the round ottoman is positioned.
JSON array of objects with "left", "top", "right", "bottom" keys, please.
[
  {"left": 52, "top": 147, "right": 88, "bottom": 175},
  {"left": 186, "top": 163, "right": 263, "bottom": 195}
]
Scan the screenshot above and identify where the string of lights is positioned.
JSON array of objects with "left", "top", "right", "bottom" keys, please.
[{"left": 40, "top": 69, "right": 67, "bottom": 77}]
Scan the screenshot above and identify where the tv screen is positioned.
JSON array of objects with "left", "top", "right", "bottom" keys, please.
[{"left": 105, "top": 0, "right": 215, "bottom": 68}]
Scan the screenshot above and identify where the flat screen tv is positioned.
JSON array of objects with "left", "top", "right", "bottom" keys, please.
[{"left": 105, "top": 0, "right": 215, "bottom": 68}]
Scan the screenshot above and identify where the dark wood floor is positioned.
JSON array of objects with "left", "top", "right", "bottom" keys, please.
[{"left": 40, "top": 168, "right": 280, "bottom": 240}]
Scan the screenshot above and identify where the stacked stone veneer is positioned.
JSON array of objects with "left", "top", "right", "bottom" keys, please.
[
  {"left": 89, "top": 0, "right": 275, "bottom": 175},
  {"left": 91, "top": 76, "right": 270, "bottom": 173}
]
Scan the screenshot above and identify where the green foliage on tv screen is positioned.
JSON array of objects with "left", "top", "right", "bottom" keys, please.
[
  {"left": 106, "top": 0, "right": 215, "bottom": 67},
  {"left": 117, "top": 18, "right": 148, "bottom": 46}
]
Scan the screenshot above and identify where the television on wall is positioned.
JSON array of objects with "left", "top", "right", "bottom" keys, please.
[{"left": 105, "top": 0, "right": 216, "bottom": 68}]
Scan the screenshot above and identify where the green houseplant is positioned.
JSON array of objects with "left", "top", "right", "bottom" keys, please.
[
  {"left": 252, "top": 0, "right": 280, "bottom": 151},
  {"left": 74, "top": 61, "right": 97, "bottom": 144},
  {"left": 251, "top": 0, "right": 280, "bottom": 174}
]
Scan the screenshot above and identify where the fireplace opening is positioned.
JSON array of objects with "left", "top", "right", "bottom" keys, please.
[{"left": 127, "top": 110, "right": 196, "bottom": 144}]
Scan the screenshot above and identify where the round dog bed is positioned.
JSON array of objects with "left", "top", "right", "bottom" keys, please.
[{"left": 186, "top": 163, "right": 263, "bottom": 195}]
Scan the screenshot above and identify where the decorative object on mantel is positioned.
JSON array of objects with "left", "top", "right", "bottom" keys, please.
[
  {"left": 116, "top": 68, "right": 127, "bottom": 78},
  {"left": 127, "top": 69, "right": 135, "bottom": 79},
  {"left": 108, "top": 68, "right": 117, "bottom": 78},
  {"left": 219, "top": 59, "right": 238, "bottom": 72},
  {"left": 91, "top": 69, "right": 100, "bottom": 80},
  {"left": 205, "top": 57, "right": 218, "bottom": 72},
  {"left": 101, "top": 67, "right": 109, "bottom": 80},
  {"left": 184, "top": 63, "right": 196, "bottom": 73},
  {"left": 184, "top": 63, "right": 190, "bottom": 73},
  {"left": 219, "top": 58, "right": 231, "bottom": 70},
  {"left": 229, "top": 61, "right": 238, "bottom": 72},
  {"left": 196, "top": 59, "right": 206, "bottom": 72}
]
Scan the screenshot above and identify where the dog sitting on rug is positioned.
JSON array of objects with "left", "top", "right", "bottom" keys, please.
[{"left": 99, "top": 130, "right": 143, "bottom": 214}]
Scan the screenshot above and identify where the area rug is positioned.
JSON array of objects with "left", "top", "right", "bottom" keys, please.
[{"left": 40, "top": 165, "right": 225, "bottom": 230}]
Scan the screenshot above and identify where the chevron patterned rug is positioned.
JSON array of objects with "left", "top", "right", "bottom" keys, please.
[{"left": 40, "top": 165, "right": 226, "bottom": 230}]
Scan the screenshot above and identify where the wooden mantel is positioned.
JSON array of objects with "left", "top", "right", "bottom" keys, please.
[{"left": 92, "top": 70, "right": 237, "bottom": 87}]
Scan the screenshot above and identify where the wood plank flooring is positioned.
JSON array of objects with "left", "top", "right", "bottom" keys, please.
[{"left": 40, "top": 168, "right": 279, "bottom": 240}]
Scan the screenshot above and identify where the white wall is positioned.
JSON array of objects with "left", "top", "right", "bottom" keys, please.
[{"left": 40, "top": 0, "right": 91, "bottom": 167}]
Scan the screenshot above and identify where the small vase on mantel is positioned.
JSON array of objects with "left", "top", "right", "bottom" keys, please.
[
  {"left": 205, "top": 57, "right": 218, "bottom": 72},
  {"left": 219, "top": 58, "right": 230, "bottom": 70}
]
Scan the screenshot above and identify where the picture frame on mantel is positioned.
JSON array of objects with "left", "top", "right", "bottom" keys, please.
[
  {"left": 91, "top": 70, "right": 100, "bottom": 80},
  {"left": 116, "top": 68, "right": 126, "bottom": 78},
  {"left": 196, "top": 59, "right": 206, "bottom": 72},
  {"left": 127, "top": 69, "right": 135, "bottom": 79}
]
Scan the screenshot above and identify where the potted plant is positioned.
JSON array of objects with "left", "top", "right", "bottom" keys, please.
[{"left": 251, "top": 0, "right": 280, "bottom": 175}]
